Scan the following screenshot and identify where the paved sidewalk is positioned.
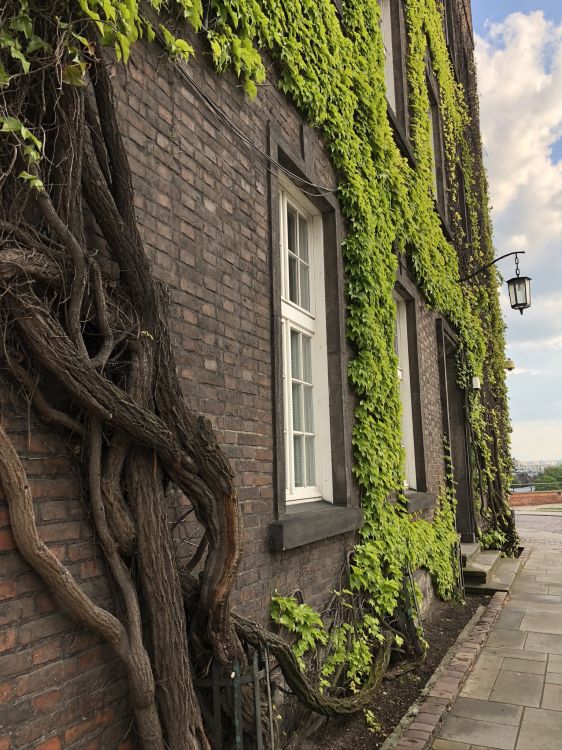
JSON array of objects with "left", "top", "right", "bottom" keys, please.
[{"left": 432, "top": 539, "right": 562, "bottom": 750}]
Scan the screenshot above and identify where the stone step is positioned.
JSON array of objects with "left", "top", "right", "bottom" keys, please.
[
  {"left": 463, "top": 549, "right": 502, "bottom": 584},
  {"left": 461, "top": 542, "right": 481, "bottom": 567},
  {"left": 464, "top": 555, "right": 525, "bottom": 594}
]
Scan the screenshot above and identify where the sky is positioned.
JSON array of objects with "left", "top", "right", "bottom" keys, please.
[{"left": 472, "top": 1, "right": 562, "bottom": 461}]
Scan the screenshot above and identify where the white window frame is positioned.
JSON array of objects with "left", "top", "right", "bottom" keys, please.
[
  {"left": 380, "top": 0, "right": 397, "bottom": 112},
  {"left": 394, "top": 294, "right": 417, "bottom": 490},
  {"left": 428, "top": 103, "right": 439, "bottom": 199},
  {"left": 279, "top": 177, "right": 332, "bottom": 504}
]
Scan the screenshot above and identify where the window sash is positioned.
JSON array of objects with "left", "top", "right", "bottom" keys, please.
[
  {"left": 380, "top": 0, "right": 397, "bottom": 112},
  {"left": 428, "top": 104, "right": 439, "bottom": 198},
  {"left": 395, "top": 296, "right": 417, "bottom": 490},
  {"left": 279, "top": 182, "right": 332, "bottom": 504}
]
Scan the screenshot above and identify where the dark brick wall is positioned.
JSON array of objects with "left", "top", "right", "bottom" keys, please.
[
  {"left": 0, "top": 33, "right": 357, "bottom": 750},
  {"left": 111, "top": 33, "right": 360, "bottom": 621}
]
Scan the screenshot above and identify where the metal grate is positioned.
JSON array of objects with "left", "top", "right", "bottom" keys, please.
[{"left": 194, "top": 644, "right": 275, "bottom": 749}]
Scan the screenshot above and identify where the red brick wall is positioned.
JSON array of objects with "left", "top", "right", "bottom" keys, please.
[
  {"left": 0, "top": 380, "right": 133, "bottom": 749},
  {"left": 510, "top": 492, "right": 562, "bottom": 507}
]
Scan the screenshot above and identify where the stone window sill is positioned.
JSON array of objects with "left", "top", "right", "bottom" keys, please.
[
  {"left": 404, "top": 490, "right": 436, "bottom": 514},
  {"left": 269, "top": 502, "right": 363, "bottom": 551}
]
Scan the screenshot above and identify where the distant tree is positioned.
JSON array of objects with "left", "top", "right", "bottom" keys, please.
[{"left": 533, "top": 465, "right": 562, "bottom": 491}]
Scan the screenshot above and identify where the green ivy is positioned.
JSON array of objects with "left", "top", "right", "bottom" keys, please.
[{"left": 271, "top": 592, "right": 329, "bottom": 670}]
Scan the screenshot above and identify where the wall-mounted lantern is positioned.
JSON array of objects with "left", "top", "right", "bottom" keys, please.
[
  {"left": 506, "top": 255, "right": 531, "bottom": 315},
  {"left": 459, "top": 251, "right": 532, "bottom": 315}
]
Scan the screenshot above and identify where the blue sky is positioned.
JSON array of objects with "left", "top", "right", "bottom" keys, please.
[
  {"left": 472, "top": 2, "right": 562, "bottom": 460},
  {"left": 472, "top": 1, "right": 562, "bottom": 30}
]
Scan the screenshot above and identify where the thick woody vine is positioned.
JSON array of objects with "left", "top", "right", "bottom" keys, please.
[{"left": 0, "top": 0, "right": 516, "bottom": 746}]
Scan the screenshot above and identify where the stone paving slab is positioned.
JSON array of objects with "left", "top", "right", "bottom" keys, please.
[
  {"left": 501, "top": 656, "right": 545, "bottom": 675},
  {"left": 459, "top": 656, "right": 502, "bottom": 700},
  {"left": 494, "top": 611, "right": 524, "bottom": 630},
  {"left": 547, "top": 653, "right": 562, "bottom": 672},
  {"left": 541, "top": 682, "right": 562, "bottom": 710},
  {"left": 438, "top": 716, "right": 518, "bottom": 749},
  {"left": 489, "top": 670, "right": 543, "bottom": 707},
  {"left": 515, "top": 707, "right": 562, "bottom": 749},
  {"left": 449, "top": 697, "right": 523, "bottom": 725},
  {"left": 486, "top": 628, "right": 526, "bottom": 649},
  {"left": 519, "top": 611, "right": 562, "bottom": 634},
  {"left": 484, "top": 647, "right": 547, "bottom": 662},
  {"left": 524, "top": 631, "right": 562, "bottom": 654}
]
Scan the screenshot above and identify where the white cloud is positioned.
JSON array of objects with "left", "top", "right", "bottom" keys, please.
[
  {"left": 476, "top": 12, "right": 562, "bottom": 263},
  {"left": 476, "top": 12, "right": 562, "bottom": 460}
]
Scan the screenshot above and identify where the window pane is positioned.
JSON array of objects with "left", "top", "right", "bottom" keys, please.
[
  {"left": 381, "top": 0, "right": 396, "bottom": 111},
  {"left": 294, "top": 436, "right": 304, "bottom": 487},
  {"left": 302, "top": 335, "right": 312, "bottom": 383},
  {"left": 304, "top": 385, "right": 314, "bottom": 432},
  {"left": 298, "top": 215, "right": 309, "bottom": 262},
  {"left": 288, "top": 254, "right": 299, "bottom": 303},
  {"left": 292, "top": 383, "right": 303, "bottom": 431},
  {"left": 287, "top": 206, "right": 297, "bottom": 253},
  {"left": 306, "top": 436, "right": 315, "bottom": 486},
  {"left": 300, "top": 264, "right": 310, "bottom": 311},
  {"left": 290, "top": 329, "right": 301, "bottom": 379},
  {"left": 428, "top": 107, "right": 438, "bottom": 197}
]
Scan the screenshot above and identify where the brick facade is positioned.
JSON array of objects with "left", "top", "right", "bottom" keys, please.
[
  {"left": 0, "top": 378, "right": 132, "bottom": 749},
  {"left": 510, "top": 492, "right": 562, "bottom": 508},
  {"left": 0, "top": 2, "right": 481, "bottom": 747}
]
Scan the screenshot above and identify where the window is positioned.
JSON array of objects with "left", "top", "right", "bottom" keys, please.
[
  {"left": 378, "top": 0, "right": 409, "bottom": 134},
  {"left": 438, "top": 0, "right": 456, "bottom": 55},
  {"left": 380, "top": 0, "right": 397, "bottom": 112},
  {"left": 394, "top": 294, "right": 417, "bottom": 489},
  {"left": 331, "top": 0, "right": 343, "bottom": 18},
  {"left": 456, "top": 165, "right": 471, "bottom": 247},
  {"left": 279, "top": 180, "right": 332, "bottom": 504},
  {"left": 427, "top": 69, "right": 447, "bottom": 216}
]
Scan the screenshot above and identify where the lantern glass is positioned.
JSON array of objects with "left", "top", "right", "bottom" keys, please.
[{"left": 507, "top": 276, "right": 531, "bottom": 314}]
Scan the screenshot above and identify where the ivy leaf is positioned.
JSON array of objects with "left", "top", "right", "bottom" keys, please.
[
  {"left": 10, "top": 46, "right": 30, "bottom": 74},
  {"left": 19, "top": 125, "right": 42, "bottom": 150},
  {"left": 159, "top": 25, "right": 193, "bottom": 61},
  {"left": 61, "top": 63, "right": 87, "bottom": 86},
  {"left": 0, "top": 116, "right": 24, "bottom": 134},
  {"left": 144, "top": 20, "right": 156, "bottom": 43},
  {"left": 178, "top": 0, "right": 203, "bottom": 31},
  {"left": 78, "top": 0, "right": 101, "bottom": 22},
  {"left": 102, "top": 0, "right": 117, "bottom": 22},
  {"left": 10, "top": 15, "right": 33, "bottom": 39},
  {"left": 22, "top": 143, "right": 41, "bottom": 163},
  {"left": 0, "top": 63, "right": 12, "bottom": 87},
  {"left": 27, "top": 35, "right": 51, "bottom": 54},
  {"left": 18, "top": 170, "right": 44, "bottom": 191},
  {"left": 115, "top": 32, "right": 131, "bottom": 63}
]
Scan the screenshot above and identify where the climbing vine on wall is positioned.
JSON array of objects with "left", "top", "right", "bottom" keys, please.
[
  {"left": 203, "top": 0, "right": 517, "bottom": 674},
  {"left": 0, "top": 0, "right": 517, "bottom": 719}
]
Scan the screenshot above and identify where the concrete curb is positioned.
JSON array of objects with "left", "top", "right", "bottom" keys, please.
[{"left": 390, "top": 590, "right": 508, "bottom": 750}]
